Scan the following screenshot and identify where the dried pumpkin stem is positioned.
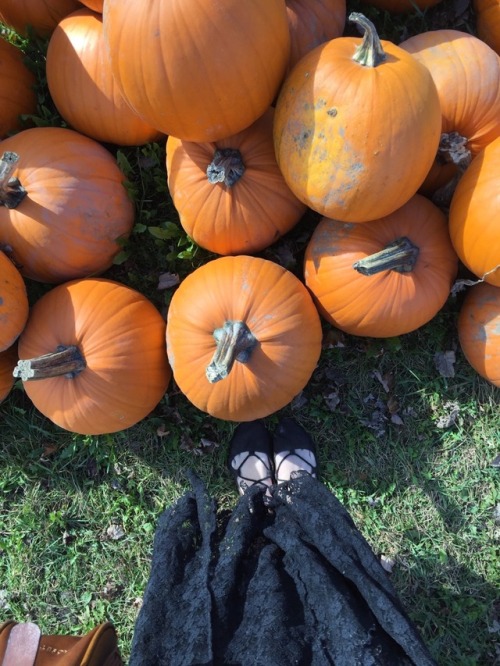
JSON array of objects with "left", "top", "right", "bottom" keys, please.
[
  {"left": 349, "top": 12, "right": 386, "bottom": 67},
  {"left": 0, "top": 151, "right": 27, "bottom": 209},
  {"left": 13, "top": 345, "right": 86, "bottom": 381},
  {"left": 437, "top": 131, "right": 471, "bottom": 172},
  {"left": 353, "top": 237, "right": 419, "bottom": 275},
  {"left": 206, "top": 320, "right": 257, "bottom": 383},
  {"left": 206, "top": 148, "right": 245, "bottom": 187}
]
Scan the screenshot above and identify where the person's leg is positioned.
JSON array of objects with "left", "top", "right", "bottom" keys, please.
[
  {"left": 227, "top": 421, "right": 275, "bottom": 497},
  {"left": 273, "top": 417, "right": 318, "bottom": 484}
]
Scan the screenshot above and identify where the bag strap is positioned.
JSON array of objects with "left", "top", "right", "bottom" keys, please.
[{"left": 1, "top": 622, "right": 41, "bottom": 666}]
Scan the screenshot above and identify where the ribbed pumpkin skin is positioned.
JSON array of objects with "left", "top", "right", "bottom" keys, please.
[
  {"left": 166, "top": 256, "right": 322, "bottom": 421},
  {"left": 0, "top": 127, "right": 134, "bottom": 284},
  {"left": 304, "top": 195, "right": 458, "bottom": 337},
  {"left": 285, "top": 0, "right": 345, "bottom": 71},
  {"left": 46, "top": 9, "right": 162, "bottom": 146},
  {"left": 458, "top": 282, "right": 500, "bottom": 387},
  {"left": 400, "top": 30, "right": 500, "bottom": 157},
  {"left": 103, "top": 0, "right": 290, "bottom": 141},
  {"left": 0, "top": 0, "right": 80, "bottom": 36},
  {"left": 17, "top": 279, "right": 171, "bottom": 435},
  {"left": 475, "top": 0, "right": 500, "bottom": 55},
  {"left": 0, "top": 344, "right": 18, "bottom": 403},
  {"left": 449, "top": 136, "right": 500, "bottom": 287},
  {"left": 0, "top": 38, "right": 37, "bottom": 140},
  {"left": 80, "top": 0, "right": 103, "bottom": 11},
  {"left": 166, "top": 109, "right": 307, "bottom": 256},
  {"left": 274, "top": 37, "right": 441, "bottom": 222},
  {"left": 0, "top": 251, "right": 28, "bottom": 352}
]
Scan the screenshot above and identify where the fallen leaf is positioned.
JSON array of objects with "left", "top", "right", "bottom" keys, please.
[
  {"left": 434, "top": 350, "right": 456, "bottom": 378},
  {"left": 391, "top": 413, "right": 404, "bottom": 426},
  {"left": 106, "top": 524, "right": 126, "bottom": 540},
  {"left": 157, "top": 272, "right": 180, "bottom": 290},
  {"left": 156, "top": 423, "right": 170, "bottom": 437},
  {"left": 380, "top": 555, "right": 396, "bottom": 573},
  {"left": 436, "top": 401, "right": 460, "bottom": 429},
  {"left": 324, "top": 391, "right": 340, "bottom": 411},
  {"left": 373, "top": 370, "right": 394, "bottom": 393}
]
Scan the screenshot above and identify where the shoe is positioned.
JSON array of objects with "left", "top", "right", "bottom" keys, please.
[
  {"left": 273, "top": 417, "right": 318, "bottom": 484},
  {"left": 227, "top": 421, "right": 275, "bottom": 497}
]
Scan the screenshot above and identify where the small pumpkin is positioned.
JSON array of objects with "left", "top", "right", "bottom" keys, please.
[
  {"left": 458, "top": 282, "right": 500, "bottom": 387},
  {"left": 304, "top": 194, "right": 458, "bottom": 337},
  {"left": 0, "top": 344, "right": 18, "bottom": 404},
  {"left": 166, "top": 108, "right": 307, "bottom": 256},
  {"left": 103, "top": 0, "right": 291, "bottom": 141},
  {"left": 400, "top": 29, "right": 500, "bottom": 195},
  {"left": 0, "top": 128, "right": 135, "bottom": 284},
  {"left": 449, "top": 136, "right": 500, "bottom": 287},
  {"left": 0, "top": 250, "right": 28, "bottom": 352},
  {"left": 0, "top": 37, "right": 37, "bottom": 140},
  {"left": 474, "top": 0, "right": 500, "bottom": 55},
  {"left": 166, "top": 255, "right": 322, "bottom": 421},
  {"left": 0, "top": 0, "right": 80, "bottom": 37},
  {"left": 285, "top": 0, "right": 346, "bottom": 71},
  {"left": 14, "top": 278, "right": 171, "bottom": 435},
  {"left": 46, "top": 9, "right": 162, "bottom": 145},
  {"left": 274, "top": 13, "right": 441, "bottom": 222}
]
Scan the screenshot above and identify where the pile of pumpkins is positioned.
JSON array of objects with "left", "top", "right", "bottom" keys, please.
[{"left": 0, "top": 0, "right": 499, "bottom": 436}]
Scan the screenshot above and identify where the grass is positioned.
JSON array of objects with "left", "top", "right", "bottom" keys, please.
[{"left": 1, "top": 2, "right": 499, "bottom": 664}]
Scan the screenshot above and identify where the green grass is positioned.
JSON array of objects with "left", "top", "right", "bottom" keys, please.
[{"left": 1, "top": 2, "right": 499, "bottom": 664}]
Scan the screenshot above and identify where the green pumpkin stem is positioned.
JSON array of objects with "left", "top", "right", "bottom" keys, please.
[
  {"left": 13, "top": 345, "right": 86, "bottom": 381},
  {"left": 206, "top": 320, "right": 257, "bottom": 383},
  {"left": 206, "top": 148, "right": 245, "bottom": 187},
  {"left": 353, "top": 237, "right": 420, "bottom": 275},
  {"left": 349, "top": 12, "right": 387, "bottom": 67},
  {"left": 0, "top": 151, "right": 27, "bottom": 209}
]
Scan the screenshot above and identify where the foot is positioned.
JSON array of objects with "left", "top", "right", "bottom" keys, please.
[
  {"left": 227, "top": 421, "right": 275, "bottom": 497},
  {"left": 273, "top": 417, "right": 318, "bottom": 484}
]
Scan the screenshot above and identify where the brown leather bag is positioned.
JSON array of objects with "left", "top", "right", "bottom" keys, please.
[{"left": 0, "top": 621, "right": 122, "bottom": 666}]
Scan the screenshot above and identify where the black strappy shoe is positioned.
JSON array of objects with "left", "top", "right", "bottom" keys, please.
[
  {"left": 227, "top": 421, "right": 275, "bottom": 497},
  {"left": 273, "top": 417, "right": 318, "bottom": 484}
]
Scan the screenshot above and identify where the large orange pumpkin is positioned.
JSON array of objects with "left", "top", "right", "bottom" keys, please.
[
  {"left": 166, "top": 255, "right": 322, "bottom": 421},
  {"left": 103, "top": 0, "right": 290, "bottom": 141},
  {"left": 449, "top": 136, "right": 500, "bottom": 287},
  {"left": 458, "top": 282, "right": 500, "bottom": 387},
  {"left": 46, "top": 9, "right": 162, "bottom": 146},
  {"left": 273, "top": 13, "right": 441, "bottom": 222},
  {"left": 79, "top": 0, "right": 103, "bottom": 11},
  {"left": 304, "top": 195, "right": 458, "bottom": 337},
  {"left": 0, "top": 37, "right": 37, "bottom": 140},
  {"left": 0, "top": 0, "right": 80, "bottom": 37},
  {"left": 0, "top": 250, "right": 28, "bottom": 352},
  {"left": 14, "top": 278, "right": 171, "bottom": 435},
  {"left": 0, "top": 127, "right": 134, "bottom": 283},
  {"left": 285, "top": 0, "right": 346, "bottom": 71},
  {"left": 400, "top": 29, "right": 500, "bottom": 194},
  {"left": 474, "top": 0, "right": 500, "bottom": 55},
  {"left": 166, "top": 108, "right": 307, "bottom": 256},
  {"left": 0, "top": 344, "right": 18, "bottom": 403}
]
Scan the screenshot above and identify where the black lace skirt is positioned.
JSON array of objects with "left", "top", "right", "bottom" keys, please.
[{"left": 130, "top": 473, "right": 436, "bottom": 666}]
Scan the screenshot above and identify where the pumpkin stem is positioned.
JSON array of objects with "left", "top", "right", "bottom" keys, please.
[
  {"left": 206, "top": 148, "right": 245, "bottom": 187},
  {"left": 0, "top": 151, "right": 27, "bottom": 209},
  {"left": 13, "top": 345, "right": 86, "bottom": 381},
  {"left": 349, "top": 12, "right": 386, "bottom": 67},
  {"left": 353, "top": 237, "right": 419, "bottom": 275},
  {"left": 206, "top": 320, "right": 258, "bottom": 383}
]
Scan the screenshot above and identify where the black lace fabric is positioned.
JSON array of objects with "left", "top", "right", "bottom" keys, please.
[{"left": 130, "top": 473, "right": 436, "bottom": 666}]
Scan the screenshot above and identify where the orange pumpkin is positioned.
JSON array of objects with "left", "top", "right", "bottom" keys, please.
[
  {"left": 285, "top": 0, "right": 346, "bottom": 71},
  {"left": 0, "top": 127, "right": 134, "bottom": 284},
  {"left": 449, "top": 136, "right": 500, "bottom": 287},
  {"left": 14, "top": 278, "right": 171, "bottom": 435},
  {"left": 474, "top": 0, "right": 500, "bottom": 55},
  {"left": 458, "top": 282, "right": 500, "bottom": 387},
  {"left": 166, "top": 255, "right": 322, "bottom": 421},
  {"left": 0, "top": 250, "right": 28, "bottom": 352},
  {"left": 79, "top": 0, "right": 103, "bottom": 11},
  {"left": 166, "top": 108, "right": 307, "bottom": 256},
  {"left": 400, "top": 29, "right": 500, "bottom": 194},
  {"left": 274, "top": 13, "right": 441, "bottom": 222},
  {"left": 304, "top": 195, "right": 458, "bottom": 337},
  {"left": 0, "top": 0, "right": 80, "bottom": 37},
  {"left": 46, "top": 9, "right": 162, "bottom": 146},
  {"left": 0, "top": 344, "right": 18, "bottom": 403},
  {"left": 0, "top": 37, "right": 37, "bottom": 140},
  {"left": 103, "top": 0, "right": 290, "bottom": 141}
]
